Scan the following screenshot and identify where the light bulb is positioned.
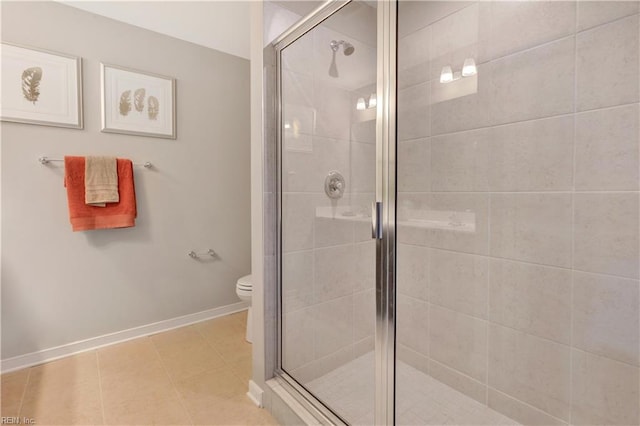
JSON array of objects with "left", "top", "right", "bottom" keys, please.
[
  {"left": 368, "top": 93, "right": 377, "bottom": 109},
  {"left": 356, "top": 97, "right": 366, "bottom": 111},
  {"left": 440, "top": 65, "right": 453, "bottom": 83},
  {"left": 462, "top": 58, "right": 477, "bottom": 77}
]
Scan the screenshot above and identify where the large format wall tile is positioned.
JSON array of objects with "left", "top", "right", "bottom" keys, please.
[
  {"left": 573, "top": 271, "right": 640, "bottom": 366},
  {"left": 398, "top": 25, "right": 431, "bottom": 90},
  {"left": 489, "top": 37, "right": 575, "bottom": 125},
  {"left": 398, "top": 138, "right": 431, "bottom": 192},
  {"left": 430, "top": 3, "right": 487, "bottom": 82},
  {"left": 577, "top": 15, "right": 640, "bottom": 111},
  {"left": 574, "top": 193, "right": 639, "bottom": 279},
  {"left": 577, "top": 0, "right": 639, "bottom": 31},
  {"left": 397, "top": 294, "right": 429, "bottom": 356},
  {"left": 489, "top": 324, "right": 571, "bottom": 421},
  {"left": 350, "top": 85, "right": 377, "bottom": 146},
  {"left": 283, "top": 308, "right": 315, "bottom": 370},
  {"left": 426, "top": 193, "right": 490, "bottom": 255},
  {"left": 487, "top": 388, "right": 567, "bottom": 426},
  {"left": 429, "top": 359, "right": 487, "bottom": 404},
  {"left": 489, "top": 259, "right": 571, "bottom": 344},
  {"left": 282, "top": 136, "right": 350, "bottom": 193},
  {"left": 351, "top": 141, "right": 376, "bottom": 193},
  {"left": 490, "top": 193, "right": 572, "bottom": 267},
  {"left": 429, "top": 305, "right": 487, "bottom": 382},
  {"left": 575, "top": 104, "right": 639, "bottom": 190},
  {"left": 282, "top": 70, "right": 314, "bottom": 109},
  {"left": 398, "top": 82, "right": 431, "bottom": 141},
  {"left": 282, "top": 250, "right": 314, "bottom": 313},
  {"left": 282, "top": 28, "right": 315, "bottom": 76},
  {"left": 488, "top": 116, "right": 574, "bottom": 191},
  {"left": 314, "top": 245, "right": 355, "bottom": 303},
  {"left": 282, "top": 193, "right": 315, "bottom": 252},
  {"left": 397, "top": 344, "right": 429, "bottom": 374},
  {"left": 353, "top": 288, "right": 375, "bottom": 342},
  {"left": 314, "top": 216, "right": 354, "bottom": 249},
  {"left": 398, "top": 1, "right": 474, "bottom": 38},
  {"left": 487, "top": 1, "right": 576, "bottom": 60},
  {"left": 353, "top": 241, "right": 375, "bottom": 292},
  {"left": 431, "top": 128, "right": 490, "bottom": 192},
  {"left": 430, "top": 249, "right": 488, "bottom": 319},
  {"left": 571, "top": 350, "right": 640, "bottom": 425},
  {"left": 313, "top": 80, "right": 352, "bottom": 140},
  {"left": 397, "top": 243, "right": 430, "bottom": 301},
  {"left": 312, "top": 296, "right": 354, "bottom": 359},
  {"left": 431, "top": 63, "right": 491, "bottom": 135}
]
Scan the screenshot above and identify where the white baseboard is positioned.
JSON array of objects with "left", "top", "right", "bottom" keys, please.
[
  {"left": 247, "top": 379, "right": 264, "bottom": 407},
  {"left": 1, "top": 301, "right": 249, "bottom": 374}
]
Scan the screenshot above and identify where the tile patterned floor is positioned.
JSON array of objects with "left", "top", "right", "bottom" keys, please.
[
  {"left": 307, "top": 352, "right": 520, "bottom": 425},
  {"left": 0, "top": 311, "right": 278, "bottom": 425}
]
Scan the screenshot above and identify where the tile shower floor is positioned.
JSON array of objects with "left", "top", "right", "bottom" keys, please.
[
  {"left": 307, "top": 352, "right": 520, "bottom": 425},
  {"left": 0, "top": 311, "right": 277, "bottom": 425}
]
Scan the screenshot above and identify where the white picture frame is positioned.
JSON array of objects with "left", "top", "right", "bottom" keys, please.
[
  {"left": 1, "top": 42, "right": 83, "bottom": 129},
  {"left": 101, "top": 63, "right": 176, "bottom": 139}
]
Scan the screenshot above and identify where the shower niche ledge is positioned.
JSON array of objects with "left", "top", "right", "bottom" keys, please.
[{"left": 315, "top": 206, "right": 476, "bottom": 233}]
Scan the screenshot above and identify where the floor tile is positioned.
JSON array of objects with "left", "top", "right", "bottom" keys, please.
[
  {"left": 1, "top": 369, "right": 30, "bottom": 416},
  {"left": 103, "top": 395, "right": 191, "bottom": 425},
  {"left": 20, "top": 353, "right": 103, "bottom": 425},
  {"left": 152, "top": 326, "right": 227, "bottom": 381},
  {"left": 187, "top": 395, "right": 278, "bottom": 426},
  {"left": 1, "top": 311, "right": 274, "bottom": 426}
]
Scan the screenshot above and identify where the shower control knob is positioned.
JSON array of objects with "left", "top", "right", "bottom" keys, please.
[{"left": 325, "top": 171, "right": 346, "bottom": 200}]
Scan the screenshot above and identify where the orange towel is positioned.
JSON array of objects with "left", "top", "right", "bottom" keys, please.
[{"left": 64, "top": 156, "right": 137, "bottom": 231}]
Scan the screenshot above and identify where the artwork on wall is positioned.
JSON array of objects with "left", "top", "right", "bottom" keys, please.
[
  {"left": 101, "top": 63, "right": 176, "bottom": 139},
  {"left": 0, "top": 42, "right": 83, "bottom": 129}
]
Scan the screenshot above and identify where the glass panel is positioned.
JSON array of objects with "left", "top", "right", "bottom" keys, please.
[
  {"left": 396, "top": 1, "right": 640, "bottom": 425},
  {"left": 279, "top": 1, "right": 377, "bottom": 423}
]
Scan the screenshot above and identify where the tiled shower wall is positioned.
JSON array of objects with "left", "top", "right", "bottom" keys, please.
[
  {"left": 280, "top": 1, "right": 378, "bottom": 385},
  {"left": 396, "top": 1, "right": 639, "bottom": 425}
]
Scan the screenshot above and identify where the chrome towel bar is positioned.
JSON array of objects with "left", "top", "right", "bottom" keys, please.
[
  {"left": 188, "top": 249, "right": 216, "bottom": 259},
  {"left": 38, "top": 156, "right": 153, "bottom": 169}
]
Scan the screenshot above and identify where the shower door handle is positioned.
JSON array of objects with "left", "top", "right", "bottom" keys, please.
[{"left": 372, "top": 201, "right": 382, "bottom": 239}]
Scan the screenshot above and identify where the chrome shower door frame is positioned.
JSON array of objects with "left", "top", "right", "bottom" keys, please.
[
  {"left": 374, "top": 1, "right": 397, "bottom": 424},
  {"left": 271, "top": 0, "right": 398, "bottom": 424}
]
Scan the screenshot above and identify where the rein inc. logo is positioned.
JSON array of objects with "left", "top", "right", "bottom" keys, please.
[{"left": 1, "top": 418, "right": 35, "bottom": 425}]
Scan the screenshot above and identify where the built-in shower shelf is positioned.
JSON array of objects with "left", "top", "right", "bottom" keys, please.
[{"left": 315, "top": 206, "right": 476, "bottom": 233}]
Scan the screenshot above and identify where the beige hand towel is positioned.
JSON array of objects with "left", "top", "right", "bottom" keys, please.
[{"left": 85, "top": 156, "right": 119, "bottom": 207}]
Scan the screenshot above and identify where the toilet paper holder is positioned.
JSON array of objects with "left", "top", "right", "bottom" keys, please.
[{"left": 188, "top": 249, "right": 216, "bottom": 259}]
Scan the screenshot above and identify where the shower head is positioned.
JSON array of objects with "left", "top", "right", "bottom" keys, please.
[
  {"left": 330, "top": 40, "right": 355, "bottom": 56},
  {"left": 329, "top": 40, "right": 354, "bottom": 78},
  {"left": 343, "top": 42, "right": 355, "bottom": 55}
]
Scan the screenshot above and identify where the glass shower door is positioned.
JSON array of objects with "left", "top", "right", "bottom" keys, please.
[
  {"left": 278, "top": 1, "right": 378, "bottom": 423},
  {"left": 395, "top": 1, "right": 640, "bottom": 425}
]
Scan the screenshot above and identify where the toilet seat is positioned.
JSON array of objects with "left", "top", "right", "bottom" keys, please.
[{"left": 237, "top": 274, "right": 252, "bottom": 289}]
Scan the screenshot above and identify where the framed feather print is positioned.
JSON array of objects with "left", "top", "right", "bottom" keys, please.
[
  {"left": 0, "top": 43, "right": 83, "bottom": 128},
  {"left": 101, "top": 64, "right": 176, "bottom": 139}
]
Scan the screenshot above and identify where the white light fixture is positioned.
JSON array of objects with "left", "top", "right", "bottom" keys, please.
[
  {"left": 462, "top": 58, "right": 477, "bottom": 77},
  {"left": 368, "top": 93, "right": 377, "bottom": 109},
  {"left": 440, "top": 66, "right": 453, "bottom": 83},
  {"left": 284, "top": 121, "right": 291, "bottom": 129},
  {"left": 356, "top": 97, "right": 366, "bottom": 111}
]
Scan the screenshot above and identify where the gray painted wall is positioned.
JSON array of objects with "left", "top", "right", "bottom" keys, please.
[{"left": 1, "top": 1, "right": 251, "bottom": 359}]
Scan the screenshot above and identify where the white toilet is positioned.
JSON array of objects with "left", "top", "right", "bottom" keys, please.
[{"left": 236, "top": 274, "right": 253, "bottom": 343}]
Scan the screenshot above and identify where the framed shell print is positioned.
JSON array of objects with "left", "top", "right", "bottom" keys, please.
[{"left": 101, "top": 63, "right": 176, "bottom": 139}]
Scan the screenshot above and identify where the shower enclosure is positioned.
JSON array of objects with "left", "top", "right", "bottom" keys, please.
[{"left": 268, "top": 0, "right": 639, "bottom": 424}]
